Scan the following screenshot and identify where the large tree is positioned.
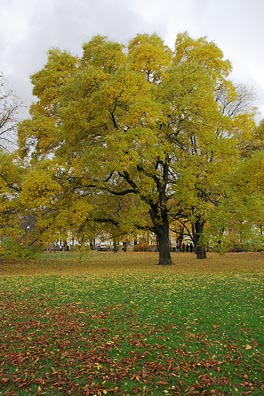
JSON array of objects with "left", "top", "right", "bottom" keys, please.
[{"left": 18, "top": 33, "right": 256, "bottom": 264}]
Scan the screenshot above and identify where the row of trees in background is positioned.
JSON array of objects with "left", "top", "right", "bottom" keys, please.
[{"left": 1, "top": 32, "right": 264, "bottom": 264}]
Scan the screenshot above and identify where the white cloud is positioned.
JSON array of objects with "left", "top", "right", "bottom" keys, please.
[{"left": 1, "top": 0, "right": 264, "bottom": 121}]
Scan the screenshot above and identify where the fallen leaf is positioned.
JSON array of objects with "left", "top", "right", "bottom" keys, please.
[{"left": 245, "top": 345, "right": 253, "bottom": 350}]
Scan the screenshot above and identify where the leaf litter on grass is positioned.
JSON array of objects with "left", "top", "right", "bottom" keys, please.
[{"left": 0, "top": 254, "right": 264, "bottom": 395}]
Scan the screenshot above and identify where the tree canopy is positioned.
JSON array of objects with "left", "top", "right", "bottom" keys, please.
[{"left": 15, "top": 32, "right": 262, "bottom": 263}]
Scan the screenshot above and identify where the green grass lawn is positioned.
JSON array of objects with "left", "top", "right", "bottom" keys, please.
[{"left": 0, "top": 252, "right": 263, "bottom": 395}]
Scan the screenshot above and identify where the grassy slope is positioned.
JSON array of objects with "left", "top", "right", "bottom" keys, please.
[{"left": 0, "top": 252, "right": 263, "bottom": 395}]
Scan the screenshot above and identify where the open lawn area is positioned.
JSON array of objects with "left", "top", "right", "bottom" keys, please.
[{"left": 0, "top": 252, "right": 264, "bottom": 395}]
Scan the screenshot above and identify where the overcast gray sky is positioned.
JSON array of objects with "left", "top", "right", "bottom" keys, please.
[{"left": 1, "top": 0, "right": 264, "bottom": 120}]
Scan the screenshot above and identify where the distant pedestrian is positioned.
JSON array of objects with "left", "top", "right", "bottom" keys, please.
[
  {"left": 181, "top": 242, "right": 185, "bottom": 252},
  {"left": 190, "top": 243, "right": 193, "bottom": 253}
]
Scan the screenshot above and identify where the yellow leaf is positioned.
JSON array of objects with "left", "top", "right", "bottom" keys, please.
[{"left": 245, "top": 344, "right": 253, "bottom": 350}]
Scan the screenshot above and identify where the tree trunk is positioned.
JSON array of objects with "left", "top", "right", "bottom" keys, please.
[
  {"left": 113, "top": 240, "right": 118, "bottom": 253},
  {"left": 194, "top": 220, "right": 207, "bottom": 259},
  {"left": 196, "top": 244, "right": 206, "bottom": 259},
  {"left": 156, "top": 222, "right": 172, "bottom": 265}
]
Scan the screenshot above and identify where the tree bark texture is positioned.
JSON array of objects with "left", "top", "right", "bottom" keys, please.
[{"left": 155, "top": 221, "right": 172, "bottom": 265}]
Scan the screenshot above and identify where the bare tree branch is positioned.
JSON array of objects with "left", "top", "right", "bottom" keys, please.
[{"left": 0, "top": 72, "right": 22, "bottom": 151}]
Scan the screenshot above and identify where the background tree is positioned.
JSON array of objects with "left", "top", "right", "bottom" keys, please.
[
  {"left": 0, "top": 151, "right": 24, "bottom": 256},
  {"left": 0, "top": 72, "right": 21, "bottom": 151},
  {"left": 206, "top": 138, "right": 264, "bottom": 252}
]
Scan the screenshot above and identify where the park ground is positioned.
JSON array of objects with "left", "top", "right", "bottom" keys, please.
[{"left": 0, "top": 251, "right": 263, "bottom": 395}]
